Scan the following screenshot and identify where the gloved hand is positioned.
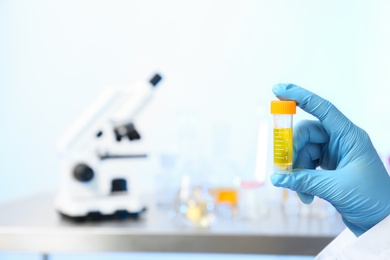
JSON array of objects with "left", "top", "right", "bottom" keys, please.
[{"left": 270, "top": 83, "right": 390, "bottom": 237}]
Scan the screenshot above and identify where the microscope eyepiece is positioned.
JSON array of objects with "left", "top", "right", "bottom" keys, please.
[{"left": 149, "top": 73, "right": 162, "bottom": 87}]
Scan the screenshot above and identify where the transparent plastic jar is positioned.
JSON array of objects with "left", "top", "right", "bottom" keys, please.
[{"left": 270, "top": 100, "right": 296, "bottom": 174}]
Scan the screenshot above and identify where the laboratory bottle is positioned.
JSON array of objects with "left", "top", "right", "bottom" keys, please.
[
  {"left": 207, "top": 123, "right": 240, "bottom": 219},
  {"left": 173, "top": 160, "right": 215, "bottom": 228},
  {"left": 172, "top": 111, "right": 216, "bottom": 228},
  {"left": 239, "top": 108, "right": 270, "bottom": 221},
  {"left": 270, "top": 100, "right": 296, "bottom": 174},
  {"left": 154, "top": 151, "right": 180, "bottom": 209}
]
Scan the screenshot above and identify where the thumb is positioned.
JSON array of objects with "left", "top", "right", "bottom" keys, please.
[{"left": 270, "top": 169, "right": 334, "bottom": 203}]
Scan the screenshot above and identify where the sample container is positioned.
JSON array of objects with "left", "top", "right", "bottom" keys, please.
[{"left": 270, "top": 100, "right": 296, "bottom": 174}]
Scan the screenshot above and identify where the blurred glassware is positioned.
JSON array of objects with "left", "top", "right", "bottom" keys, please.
[
  {"left": 239, "top": 180, "right": 269, "bottom": 221},
  {"left": 154, "top": 151, "right": 180, "bottom": 209},
  {"left": 237, "top": 106, "right": 270, "bottom": 221},
  {"left": 173, "top": 169, "right": 215, "bottom": 228},
  {"left": 207, "top": 123, "right": 241, "bottom": 219}
]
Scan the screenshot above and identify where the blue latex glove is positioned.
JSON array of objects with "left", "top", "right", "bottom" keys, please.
[{"left": 270, "top": 83, "right": 390, "bottom": 237}]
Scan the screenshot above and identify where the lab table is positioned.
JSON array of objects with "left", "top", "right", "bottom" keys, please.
[{"left": 0, "top": 193, "right": 345, "bottom": 257}]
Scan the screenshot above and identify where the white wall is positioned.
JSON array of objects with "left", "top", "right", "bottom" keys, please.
[{"left": 1, "top": 0, "right": 390, "bottom": 203}]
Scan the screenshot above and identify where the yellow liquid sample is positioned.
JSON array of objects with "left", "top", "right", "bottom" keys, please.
[
  {"left": 273, "top": 128, "right": 292, "bottom": 171},
  {"left": 182, "top": 187, "right": 215, "bottom": 228},
  {"left": 186, "top": 200, "right": 210, "bottom": 222}
]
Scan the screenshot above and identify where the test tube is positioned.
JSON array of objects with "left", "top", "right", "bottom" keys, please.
[{"left": 270, "top": 100, "right": 296, "bottom": 174}]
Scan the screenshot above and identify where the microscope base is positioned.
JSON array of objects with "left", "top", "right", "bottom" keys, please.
[{"left": 55, "top": 194, "right": 146, "bottom": 222}]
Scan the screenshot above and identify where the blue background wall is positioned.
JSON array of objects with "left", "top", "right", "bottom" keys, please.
[{"left": 1, "top": 0, "right": 390, "bottom": 205}]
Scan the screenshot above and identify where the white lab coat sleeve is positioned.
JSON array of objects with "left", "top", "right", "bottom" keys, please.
[{"left": 315, "top": 214, "right": 390, "bottom": 259}]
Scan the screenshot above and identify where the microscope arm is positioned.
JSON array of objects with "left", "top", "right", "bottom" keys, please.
[{"left": 57, "top": 74, "right": 162, "bottom": 157}]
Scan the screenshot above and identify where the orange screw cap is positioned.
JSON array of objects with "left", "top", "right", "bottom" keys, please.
[{"left": 270, "top": 100, "right": 296, "bottom": 114}]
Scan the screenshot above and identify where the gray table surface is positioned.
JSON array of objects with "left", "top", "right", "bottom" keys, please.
[{"left": 0, "top": 193, "right": 345, "bottom": 255}]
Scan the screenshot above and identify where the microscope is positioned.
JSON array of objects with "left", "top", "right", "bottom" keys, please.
[{"left": 55, "top": 73, "right": 162, "bottom": 221}]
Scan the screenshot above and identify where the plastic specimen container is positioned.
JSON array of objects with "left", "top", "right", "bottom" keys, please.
[{"left": 270, "top": 100, "right": 296, "bottom": 174}]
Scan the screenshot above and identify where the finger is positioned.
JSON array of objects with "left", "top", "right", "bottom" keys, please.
[
  {"left": 271, "top": 174, "right": 314, "bottom": 204},
  {"left": 270, "top": 169, "right": 335, "bottom": 202},
  {"left": 297, "top": 192, "right": 314, "bottom": 204},
  {"left": 294, "top": 120, "right": 329, "bottom": 152},
  {"left": 292, "top": 122, "right": 325, "bottom": 204},
  {"left": 272, "top": 83, "right": 352, "bottom": 136},
  {"left": 294, "top": 143, "right": 322, "bottom": 169}
]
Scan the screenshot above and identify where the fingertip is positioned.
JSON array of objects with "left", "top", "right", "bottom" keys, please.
[
  {"left": 272, "top": 83, "right": 284, "bottom": 95},
  {"left": 270, "top": 173, "right": 290, "bottom": 187},
  {"left": 272, "top": 83, "right": 300, "bottom": 98},
  {"left": 272, "top": 83, "right": 289, "bottom": 95},
  {"left": 297, "top": 192, "right": 314, "bottom": 204},
  {"left": 270, "top": 174, "right": 279, "bottom": 186}
]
